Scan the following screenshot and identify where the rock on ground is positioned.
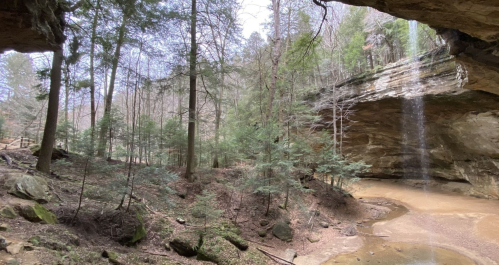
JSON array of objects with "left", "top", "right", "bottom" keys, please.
[
  {"left": 170, "top": 232, "right": 200, "bottom": 257},
  {"left": 3, "top": 174, "right": 51, "bottom": 203},
  {"left": 29, "top": 144, "right": 68, "bottom": 160},
  {"left": 17, "top": 203, "right": 57, "bottom": 224},
  {"left": 197, "top": 236, "right": 239, "bottom": 265},
  {"left": 272, "top": 221, "right": 293, "bottom": 242},
  {"left": 223, "top": 232, "right": 248, "bottom": 250},
  {"left": 283, "top": 249, "right": 297, "bottom": 262}
]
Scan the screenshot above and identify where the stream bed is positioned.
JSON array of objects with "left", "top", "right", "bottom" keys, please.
[
  {"left": 295, "top": 180, "right": 499, "bottom": 265},
  {"left": 323, "top": 201, "right": 476, "bottom": 265}
]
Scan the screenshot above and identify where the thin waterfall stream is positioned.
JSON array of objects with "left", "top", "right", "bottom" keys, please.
[{"left": 402, "top": 20, "right": 429, "bottom": 184}]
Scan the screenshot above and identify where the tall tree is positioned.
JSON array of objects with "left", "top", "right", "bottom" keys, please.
[
  {"left": 97, "top": 7, "right": 130, "bottom": 157},
  {"left": 267, "top": 0, "right": 282, "bottom": 123},
  {"left": 185, "top": 0, "right": 197, "bottom": 182},
  {"left": 36, "top": 49, "right": 64, "bottom": 173}
]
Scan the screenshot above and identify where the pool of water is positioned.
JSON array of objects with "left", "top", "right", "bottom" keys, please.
[{"left": 322, "top": 202, "right": 476, "bottom": 265}]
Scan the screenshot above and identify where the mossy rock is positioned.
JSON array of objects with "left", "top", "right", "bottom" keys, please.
[
  {"left": 28, "top": 231, "right": 78, "bottom": 251},
  {"left": 0, "top": 206, "right": 17, "bottom": 219},
  {"left": 272, "top": 221, "right": 293, "bottom": 242},
  {"left": 5, "top": 174, "right": 51, "bottom": 203},
  {"left": 170, "top": 232, "right": 200, "bottom": 257},
  {"left": 30, "top": 144, "right": 68, "bottom": 160},
  {"left": 102, "top": 250, "right": 121, "bottom": 264},
  {"left": 197, "top": 236, "right": 239, "bottom": 265},
  {"left": 258, "top": 230, "right": 267, "bottom": 237},
  {"left": 223, "top": 232, "right": 248, "bottom": 250},
  {"left": 129, "top": 212, "right": 146, "bottom": 244},
  {"left": 238, "top": 248, "right": 268, "bottom": 265},
  {"left": 18, "top": 203, "right": 57, "bottom": 224}
]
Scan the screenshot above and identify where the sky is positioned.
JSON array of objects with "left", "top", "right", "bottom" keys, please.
[{"left": 239, "top": 0, "right": 271, "bottom": 39}]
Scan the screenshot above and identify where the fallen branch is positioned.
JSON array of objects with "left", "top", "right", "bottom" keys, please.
[
  {"left": 245, "top": 239, "right": 275, "bottom": 248},
  {"left": 1, "top": 154, "right": 12, "bottom": 166},
  {"left": 257, "top": 247, "right": 296, "bottom": 265}
]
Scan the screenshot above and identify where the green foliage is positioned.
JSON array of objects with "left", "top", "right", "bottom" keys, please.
[
  {"left": 343, "top": 31, "right": 367, "bottom": 72},
  {"left": 191, "top": 191, "right": 223, "bottom": 232},
  {"left": 55, "top": 120, "right": 74, "bottom": 147},
  {"left": 315, "top": 131, "right": 371, "bottom": 190}
]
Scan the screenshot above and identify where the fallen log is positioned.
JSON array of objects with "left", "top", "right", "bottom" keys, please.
[
  {"left": 257, "top": 247, "right": 296, "bottom": 265},
  {"left": 1, "top": 154, "right": 12, "bottom": 165}
]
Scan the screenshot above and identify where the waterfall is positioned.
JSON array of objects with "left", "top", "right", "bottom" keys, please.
[
  {"left": 403, "top": 20, "right": 435, "bottom": 264},
  {"left": 402, "top": 21, "right": 429, "bottom": 182}
]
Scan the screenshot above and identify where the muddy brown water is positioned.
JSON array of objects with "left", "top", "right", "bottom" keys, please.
[
  {"left": 323, "top": 201, "right": 476, "bottom": 265},
  {"left": 295, "top": 179, "right": 499, "bottom": 265}
]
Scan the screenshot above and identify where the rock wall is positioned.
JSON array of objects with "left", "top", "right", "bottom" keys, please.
[
  {"left": 318, "top": 49, "right": 499, "bottom": 198},
  {"left": 332, "top": 0, "right": 499, "bottom": 97},
  {"left": 0, "top": 0, "right": 65, "bottom": 53}
]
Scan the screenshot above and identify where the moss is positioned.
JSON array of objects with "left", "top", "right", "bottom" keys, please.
[
  {"left": 102, "top": 250, "right": 120, "bottom": 264},
  {"left": 223, "top": 232, "right": 248, "bottom": 250},
  {"left": 33, "top": 203, "right": 57, "bottom": 224},
  {"left": 20, "top": 203, "right": 57, "bottom": 224},
  {"left": 239, "top": 248, "right": 268, "bottom": 265},
  {"left": 197, "top": 236, "right": 239, "bottom": 265},
  {"left": 0, "top": 206, "right": 17, "bottom": 219},
  {"left": 129, "top": 212, "right": 146, "bottom": 244},
  {"left": 170, "top": 232, "right": 200, "bottom": 257}
]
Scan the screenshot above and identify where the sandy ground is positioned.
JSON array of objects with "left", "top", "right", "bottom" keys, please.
[
  {"left": 295, "top": 180, "right": 499, "bottom": 265},
  {"left": 356, "top": 180, "right": 499, "bottom": 265}
]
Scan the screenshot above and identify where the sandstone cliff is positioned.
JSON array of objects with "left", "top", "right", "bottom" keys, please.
[{"left": 317, "top": 48, "right": 499, "bottom": 199}]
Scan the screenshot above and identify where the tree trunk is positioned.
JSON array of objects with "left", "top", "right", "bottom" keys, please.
[
  {"left": 89, "top": 2, "right": 99, "bottom": 144},
  {"left": 212, "top": 72, "right": 223, "bottom": 168},
  {"left": 97, "top": 14, "right": 127, "bottom": 156},
  {"left": 36, "top": 49, "right": 63, "bottom": 174},
  {"left": 185, "top": 0, "right": 197, "bottom": 182},
  {"left": 63, "top": 64, "right": 70, "bottom": 151},
  {"left": 266, "top": 0, "right": 281, "bottom": 124}
]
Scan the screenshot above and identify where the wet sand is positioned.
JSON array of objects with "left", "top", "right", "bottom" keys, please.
[{"left": 295, "top": 180, "right": 499, "bottom": 265}]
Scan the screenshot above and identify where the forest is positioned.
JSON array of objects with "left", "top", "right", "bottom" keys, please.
[{"left": 0, "top": 0, "right": 451, "bottom": 264}]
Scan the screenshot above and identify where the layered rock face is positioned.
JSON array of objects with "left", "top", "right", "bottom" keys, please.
[
  {"left": 334, "top": 0, "right": 499, "bottom": 96},
  {"left": 0, "top": 0, "right": 65, "bottom": 53},
  {"left": 319, "top": 49, "right": 499, "bottom": 198}
]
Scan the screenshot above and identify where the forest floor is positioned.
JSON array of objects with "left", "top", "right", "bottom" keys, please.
[{"left": 0, "top": 148, "right": 390, "bottom": 265}]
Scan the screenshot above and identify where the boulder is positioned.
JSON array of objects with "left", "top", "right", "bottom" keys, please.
[
  {"left": 223, "top": 232, "right": 248, "bottom": 250},
  {"left": 4, "top": 174, "right": 51, "bottom": 203},
  {"left": 0, "top": 206, "right": 17, "bottom": 218},
  {"left": 6, "top": 242, "right": 24, "bottom": 255},
  {"left": 0, "top": 235, "right": 11, "bottom": 250},
  {"left": 307, "top": 235, "right": 320, "bottom": 243},
  {"left": 17, "top": 203, "right": 57, "bottom": 224},
  {"left": 283, "top": 249, "right": 297, "bottom": 263},
  {"left": 28, "top": 231, "right": 79, "bottom": 251},
  {"left": 319, "top": 221, "right": 329, "bottom": 228},
  {"left": 170, "top": 232, "right": 200, "bottom": 257},
  {"left": 102, "top": 250, "right": 122, "bottom": 265},
  {"left": 129, "top": 212, "right": 146, "bottom": 245},
  {"left": 272, "top": 222, "right": 293, "bottom": 242},
  {"left": 258, "top": 230, "right": 267, "bottom": 237},
  {"left": 197, "top": 236, "right": 239, "bottom": 265},
  {"left": 344, "top": 225, "right": 357, "bottom": 236},
  {"left": 0, "top": 223, "right": 10, "bottom": 231},
  {"left": 6, "top": 259, "right": 19, "bottom": 265},
  {"left": 259, "top": 220, "right": 269, "bottom": 226},
  {"left": 29, "top": 144, "right": 68, "bottom": 160}
]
